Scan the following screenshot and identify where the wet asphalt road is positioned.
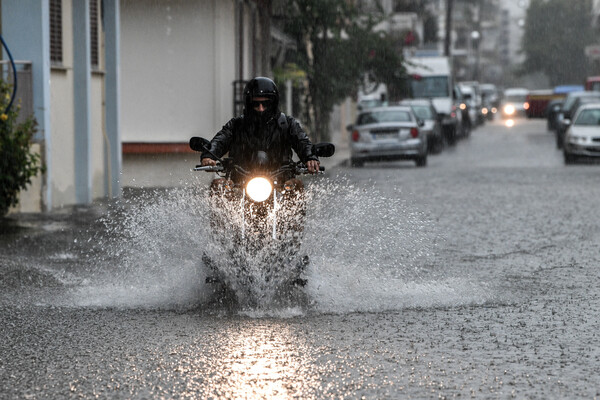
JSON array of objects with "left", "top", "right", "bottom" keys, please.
[{"left": 1, "top": 118, "right": 600, "bottom": 398}]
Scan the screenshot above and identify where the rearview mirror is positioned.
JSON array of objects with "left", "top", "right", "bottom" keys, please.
[
  {"left": 313, "top": 142, "right": 335, "bottom": 157},
  {"left": 189, "top": 136, "right": 210, "bottom": 152}
]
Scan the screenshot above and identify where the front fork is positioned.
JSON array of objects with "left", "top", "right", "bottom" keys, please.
[{"left": 240, "top": 185, "right": 279, "bottom": 241}]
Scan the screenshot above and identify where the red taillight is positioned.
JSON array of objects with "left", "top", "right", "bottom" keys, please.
[
  {"left": 410, "top": 127, "right": 419, "bottom": 138},
  {"left": 352, "top": 130, "right": 360, "bottom": 142}
]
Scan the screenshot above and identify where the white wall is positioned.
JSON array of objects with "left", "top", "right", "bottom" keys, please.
[
  {"left": 121, "top": 0, "right": 237, "bottom": 143},
  {"left": 48, "top": 0, "right": 108, "bottom": 207}
]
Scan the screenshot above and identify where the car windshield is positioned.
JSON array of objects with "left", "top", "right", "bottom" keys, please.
[
  {"left": 505, "top": 94, "right": 527, "bottom": 102},
  {"left": 410, "top": 76, "right": 449, "bottom": 98},
  {"left": 410, "top": 105, "right": 434, "bottom": 120},
  {"left": 357, "top": 110, "right": 412, "bottom": 125},
  {"left": 574, "top": 108, "right": 600, "bottom": 126}
]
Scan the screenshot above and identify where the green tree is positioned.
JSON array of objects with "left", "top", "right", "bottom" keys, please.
[
  {"left": 281, "top": 0, "right": 406, "bottom": 141},
  {"left": 0, "top": 80, "right": 44, "bottom": 216},
  {"left": 520, "top": 0, "right": 594, "bottom": 86}
]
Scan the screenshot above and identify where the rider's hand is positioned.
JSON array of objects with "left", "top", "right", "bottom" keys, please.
[
  {"left": 202, "top": 158, "right": 217, "bottom": 167},
  {"left": 306, "top": 160, "right": 320, "bottom": 174}
]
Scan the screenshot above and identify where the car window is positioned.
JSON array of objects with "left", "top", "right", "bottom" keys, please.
[
  {"left": 411, "top": 105, "right": 434, "bottom": 119},
  {"left": 505, "top": 95, "right": 527, "bottom": 102},
  {"left": 410, "top": 76, "right": 449, "bottom": 98},
  {"left": 574, "top": 109, "right": 600, "bottom": 126},
  {"left": 357, "top": 110, "right": 412, "bottom": 125}
]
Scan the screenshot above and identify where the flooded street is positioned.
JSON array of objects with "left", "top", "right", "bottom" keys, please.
[{"left": 2, "top": 119, "right": 600, "bottom": 398}]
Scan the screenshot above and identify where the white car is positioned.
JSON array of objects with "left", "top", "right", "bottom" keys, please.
[
  {"left": 501, "top": 88, "right": 530, "bottom": 118},
  {"left": 348, "top": 106, "right": 428, "bottom": 167},
  {"left": 563, "top": 103, "right": 600, "bottom": 164}
]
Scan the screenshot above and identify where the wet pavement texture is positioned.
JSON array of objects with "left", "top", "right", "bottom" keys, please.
[{"left": 1, "top": 119, "right": 600, "bottom": 398}]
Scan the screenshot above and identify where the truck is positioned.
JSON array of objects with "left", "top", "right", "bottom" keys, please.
[{"left": 404, "top": 56, "right": 462, "bottom": 144}]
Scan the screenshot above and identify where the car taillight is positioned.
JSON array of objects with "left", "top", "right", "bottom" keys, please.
[
  {"left": 352, "top": 130, "right": 360, "bottom": 142},
  {"left": 410, "top": 127, "right": 418, "bottom": 138}
]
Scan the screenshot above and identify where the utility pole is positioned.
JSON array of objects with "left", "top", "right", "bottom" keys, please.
[{"left": 444, "top": 0, "right": 453, "bottom": 57}]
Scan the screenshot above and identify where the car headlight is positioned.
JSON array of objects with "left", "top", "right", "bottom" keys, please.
[
  {"left": 503, "top": 104, "right": 515, "bottom": 115},
  {"left": 568, "top": 135, "right": 586, "bottom": 144},
  {"left": 246, "top": 177, "right": 272, "bottom": 202}
]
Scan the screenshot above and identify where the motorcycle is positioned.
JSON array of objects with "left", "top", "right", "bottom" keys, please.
[{"left": 189, "top": 136, "right": 335, "bottom": 304}]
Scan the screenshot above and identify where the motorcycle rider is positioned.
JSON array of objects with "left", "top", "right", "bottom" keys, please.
[{"left": 200, "top": 77, "right": 320, "bottom": 192}]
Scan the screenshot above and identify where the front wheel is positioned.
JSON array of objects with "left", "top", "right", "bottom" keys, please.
[
  {"left": 415, "top": 155, "right": 427, "bottom": 167},
  {"left": 564, "top": 151, "right": 576, "bottom": 165}
]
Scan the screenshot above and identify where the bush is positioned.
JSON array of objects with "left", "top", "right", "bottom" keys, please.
[{"left": 0, "top": 79, "right": 44, "bottom": 216}]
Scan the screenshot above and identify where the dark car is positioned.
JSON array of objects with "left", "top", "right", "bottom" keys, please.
[
  {"left": 399, "top": 98, "right": 444, "bottom": 154},
  {"left": 546, "top": 99, "right": 563, "bottom": 131},
  {"left": 556, "top": 91, "right": 600, "bottom": 148}
]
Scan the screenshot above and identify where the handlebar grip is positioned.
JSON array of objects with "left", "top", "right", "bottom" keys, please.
[{"left": 194, "top": 165, "right": 224, "bottom": 172}]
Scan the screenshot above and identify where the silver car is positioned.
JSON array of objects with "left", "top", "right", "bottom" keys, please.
[
  {"left": 400, "top": 98, "right": 444, "bottom": 154},
  {"left": 348, "top": 106, "right": 428, "bottom": 167},
  {"left": 563, "top": 103, "right": 600, "bottom": 164}
]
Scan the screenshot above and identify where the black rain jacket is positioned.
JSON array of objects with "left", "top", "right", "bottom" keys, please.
[{"left": 202, "top": 113, "right": 318, "bottom": 173}]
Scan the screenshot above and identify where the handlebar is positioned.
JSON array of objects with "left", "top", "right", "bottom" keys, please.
[{"left": 193, "top": 162, "right": 324, "bottom": 175}]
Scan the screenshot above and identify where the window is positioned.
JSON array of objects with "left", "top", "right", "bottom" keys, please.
[
  {"left": 50, "top": 0, "right": 63, "bottom": 64},
  {"left": 90, "top": 0, "right": 99, "bottom": 68}
]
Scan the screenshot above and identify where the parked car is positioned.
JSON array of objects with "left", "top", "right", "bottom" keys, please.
[
  {"left": 399, "top": 98, "right": 444, "bottom": 154},
  {"left": 546, "top": 99, "right": 564, "bottom": 131},
  {"left": 555, "top": 91, "right": 600, "bottom": 148},
  {"left": 501, "top": 88, "right": 530, "bottom": 118},
  {"left": 563, "top": 103, "right": 600, "bottom": 164},
  {"left": 348, "top": 106, "right": 428, "bottom": 167}
]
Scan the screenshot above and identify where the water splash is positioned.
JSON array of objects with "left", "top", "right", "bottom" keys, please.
[{"left": 60, "top": 176, "right": 492, "bottom": 314}]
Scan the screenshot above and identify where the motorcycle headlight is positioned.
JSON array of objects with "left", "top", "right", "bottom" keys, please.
[{"left": 246, "top": 177, "right": 272, "bottom": 202}]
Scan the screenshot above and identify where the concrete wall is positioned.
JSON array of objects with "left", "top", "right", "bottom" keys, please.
[
  {"left": 120, "top": 0, "right": 237, "bottom": 145},
  {"left": 2, "top": 0, "right": 116, "bottom": 211},
  {"left": 49, "top": 0, "right": 108, "bottom": 207}
]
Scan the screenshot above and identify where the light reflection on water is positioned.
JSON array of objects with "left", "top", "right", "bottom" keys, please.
[{"left": 199, "top": 322, "right": 316, "bottom": 399}]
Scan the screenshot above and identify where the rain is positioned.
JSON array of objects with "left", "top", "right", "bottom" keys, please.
[{"left": 2, "top": 0, "right": 600, "bottom": 398}]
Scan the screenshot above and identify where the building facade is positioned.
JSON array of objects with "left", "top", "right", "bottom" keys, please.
[
  {"left": 2, "top": 0, "right": 269, "bottom": 210},
  {"left": 1, "top": 0, "right": 120, "bottom": 212}
]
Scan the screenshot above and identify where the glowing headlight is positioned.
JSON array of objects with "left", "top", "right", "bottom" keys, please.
[
  {"left": 504, "top": 104, "right": 515, "bottom": 115},
  {"left": 246, "top": 177, "right": 272, "bottom": 202}
]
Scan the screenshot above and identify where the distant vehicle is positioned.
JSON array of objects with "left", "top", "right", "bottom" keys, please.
[
  {"left": 480, "top": 83, "right": 500, "bottom": 120},
  {"left": 555, "top": 91, "right": 600, "bottom": 148},
  {"left": 525, "top": 90, "right": 563, "bottom": 118},
  {"left": 453, "top": 84, "right": 472, "bottom": 137},
  {"left": 501, "top": 88, "right": 530, "bottom": 118},
  {"left": 585, "top": 76, "right": 600, "bottom": 92},
  {"left": 400, "top": 98, "right": 444, "bottom": 154},
  {"left": 458, "top": 81, "right": 485, "bottom": 125},
  {"left": 405, "top": 56, "right": 462, "bottom": 146},
  {"left": 348, "top": 105, "right": 428, "bottom": 167},
  {"left": 563, "top": 103, "right": 600, "bottom": 164},
  {"left": 357, "top": 83, "right": 388, "bottom": 111},
  {"left": 456, "top": 83, "right": 479, "bottom": 129}
]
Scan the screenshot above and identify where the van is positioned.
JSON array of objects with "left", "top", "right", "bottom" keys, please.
[{"left": 404, "top": 56, "right": 461, "bottom": 144}]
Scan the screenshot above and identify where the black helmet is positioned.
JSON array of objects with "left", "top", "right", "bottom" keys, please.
[{"left": 243, "top": 77, "right": 279, "bottom": 115}]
